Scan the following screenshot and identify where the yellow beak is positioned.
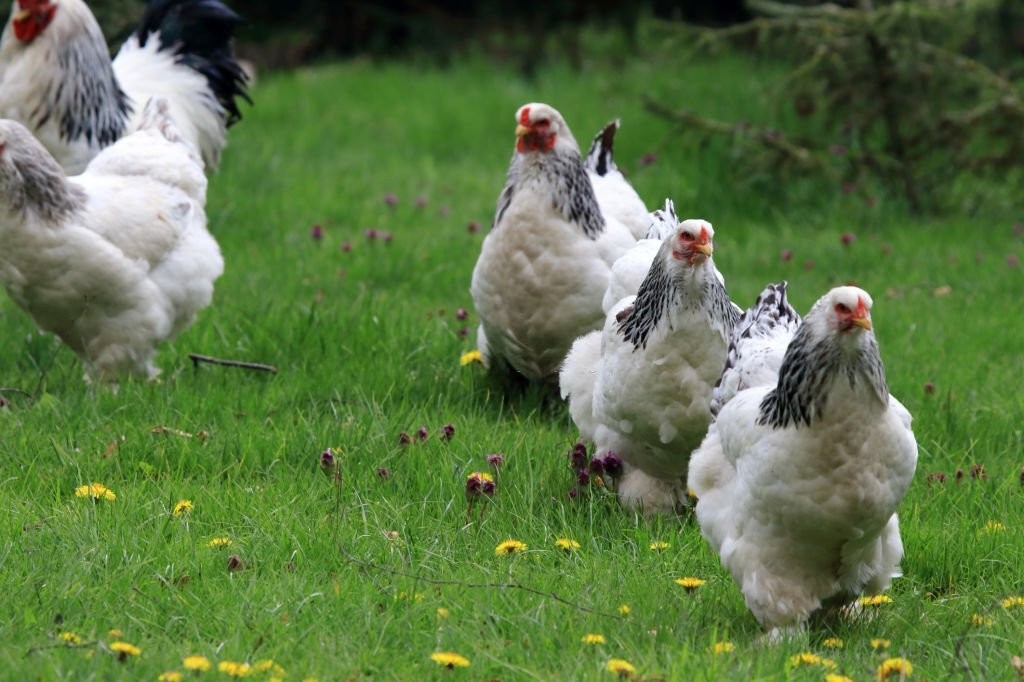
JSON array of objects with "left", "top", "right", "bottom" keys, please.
[
  {"left": 695, "top": 243, "right": 713, "bottom": 257},
  {"left": 852, "top": 317, "right": 873, "bottom": 330},
  {"left": 515, "top": 124, "right": 531, "bottom": 137}
]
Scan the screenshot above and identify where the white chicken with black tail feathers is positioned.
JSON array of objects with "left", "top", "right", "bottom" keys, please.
[
  {"left": 584, "top": 119, "right": 650, "bottom": 240},
  {"left": 560, "top": 216, "right": 740, "bottom": 515},
  {"left": 470, "top": 102, "right": 636, "bottom": 383},
  {"left": 710, "top": 281, "right": 802, "bottom": 416},
  {"left": 601, "top": 198, "right": 679, "bottom": 314},
  {"left": 0, "top": 97, "right": 223, "bottom": 381},
  {"left": 687, "top": 286, "right": 918, "bottom": 639},
  {"left": 0, "top": 0, "right": 250, "bottom": 174}
]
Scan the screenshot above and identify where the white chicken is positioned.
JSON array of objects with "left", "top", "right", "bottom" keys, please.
[
  {"left": 601, "top": 198, "right": 678, "bottom": 313},
  {"left": 0, "top": 97, "right": 223, "bottom": 381},
  {"left": 0, "top": 0, "right": 249, "bottom": 174},
  {"left": 710, "top": 281, "right": 802, "bottom": 416},
  {"left": 559, "top": 216, "right": 740, "bottom": 514},
  {"left": 471, "top": 102, "right": 636, "bottom": 382},
  {"left": 687, "top": 286, "right": 918, "bottom": 638},
  {"left": 584, "top": 119, "right": 650, "bottom": 240}
]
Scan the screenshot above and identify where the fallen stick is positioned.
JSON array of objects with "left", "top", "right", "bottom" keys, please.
[
  {"left": 0, "top": 387, "right": 31, "bottom": 397},
  {"left": 188, "top": 353, "right": 278, "bottom": 374}
]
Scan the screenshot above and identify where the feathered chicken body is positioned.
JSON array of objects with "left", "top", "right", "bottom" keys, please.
[
  {"left": 687, "top": 286, "right": 918, "bottom": 636},
  {"left": 584, "top": 119, "right": 650, "bottom": 240},
  {"left": 560, "top": 216, "right": 740, "bottom": 513},
  {"left": 710, "top": 281, "right": 802, "bottom": 416},
  {"left": 0, "top": 97, "right": 223, "bottom": 380},
  {"left": 601, "top": 198, "right": 678, "bottom": 313},
  {"left": 0, "top": 0, "right": 249, "bottom": 174},
  {"left": 470, "top": 102, "right": 635, "bottom": 382}
]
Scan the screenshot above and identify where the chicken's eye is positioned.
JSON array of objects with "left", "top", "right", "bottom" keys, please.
[
  {"left": 679, "top": 233, "right": 695, "bottom": 242},
  {"left": 835, "top": 303, "right": 851, "bottom": 314}
]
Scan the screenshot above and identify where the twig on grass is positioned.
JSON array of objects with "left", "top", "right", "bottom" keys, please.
[
  {"left": 188, "top": 353, "right": 278, "bottom": 374},
  {"left": 0, "top": 387, "right": 31, "bottom": 397},
  {"left": 339, "top": 546, "right": 623, "bottom": 620}
]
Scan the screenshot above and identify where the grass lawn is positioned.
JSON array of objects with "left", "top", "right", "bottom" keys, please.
[{"left": 1, "top": 41, "right": 1022, "bottom": 681}]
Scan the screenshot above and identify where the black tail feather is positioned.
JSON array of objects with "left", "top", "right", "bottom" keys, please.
[
  {"left": 584, "top": 119, "right": 619, "bottom": 177},
  {"left": 135, "top": 0, "right": 252, "bottom": 126}
]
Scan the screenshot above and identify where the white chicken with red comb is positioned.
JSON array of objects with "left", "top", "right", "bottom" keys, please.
[
  {"left": 559, "top": 215, "right": 740, "bottom": 514},
  {"left": 470, "top": 102, "right": 636, "bottom": 383},
  {"left": 687, "top": 285, "right": 918, "bottom": 639},
  {"left": 0, "top": 0, "right": 249, "bottom": 174}
]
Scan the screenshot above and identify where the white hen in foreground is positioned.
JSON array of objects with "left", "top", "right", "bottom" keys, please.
[
  {"left": 470, "top": 102, "right": 636, "bottom": 382},
  {"left": 0, "top": 0, "right": 249, "bottom": 174},
  {"left": 560, "top": 216, "right": 740, "bottom": 514},
  {"left": 0, "top": 98, "right": 223, "bottom": 380},
  {"left": 687, "top": 286, "right": 918, "bottom": 637}
]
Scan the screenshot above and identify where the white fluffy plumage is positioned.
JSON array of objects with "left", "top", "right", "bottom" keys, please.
[
  {"left": 560, "top": 216, "right": 740, "bottom": 514},
  {"left": 601, "top": 198, "right": 679, "bottom": 313},
  {"left": 0, "top": 97, "right": 223, "bottom": 380},
  {"left": 470, "top": 102, "right": 636, "bottom": 382},
  {"left": 687, "top": 286, "right": 918, "bottom": 637},
  {"left": 0, "top": 0, "right": 248, "bottom": 174},
  {"left": 583, "top": 119, "right": 650, "bottom": 240}
]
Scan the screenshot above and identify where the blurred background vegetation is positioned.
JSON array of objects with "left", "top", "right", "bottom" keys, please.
[{"left": 86, "top": 0, "right": 1023, "bottom": 213}]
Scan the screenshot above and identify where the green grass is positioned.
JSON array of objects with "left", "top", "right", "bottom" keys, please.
[{"left": 1, "top": 44, "right": 1023, "bottom": 681}]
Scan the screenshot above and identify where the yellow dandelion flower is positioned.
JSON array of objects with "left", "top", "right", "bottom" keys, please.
[
  {"left": 649, "top": 541, "right": 669, "bottom": 551},
  {"left": 581, "top": 633, "right": 606, "bottom": 645},
  {"left": 459, "top": 350, "right": 483, "bottom": 366},
  {"left": 218, "top": 660, "right": 251, "bottom": 677},
  {"left": 555, "top": 538, "right": 581, "bottom": 551},
  {"left": 430, "top": 651, "right": 470, "bottom": 668},
  {"left": 606, "top": 658, "right": 636, "bottom": 677},
  {"left": 675, "top": 577, "right": 706, "bottom": 592},
  {"left": 981, "top": 520, "right": 1006, "bottom": 533},
  {"left": 107, "top": 629, "right": 122, "bottom": 639},
  {"left": 859, "top": 594, "right": 894, "bottom": 607},
  {"left": 252, "top": 660, "right": 278, "bottom": 673},
  {"left": 877, "top": 657, "right": 913, "bottom": 679},
  {"left": 495, "top": 539, "right": 527, "bottom": 555},
  {"left": 788, "top": 652, "right": 837, "bottom": 669},
  {"left": 467, "top": 471, "right": 494, "bottom": 483},
  {"left": 172, "top": 499, "right": 193, "bottom": 517},
  {"left": 207, "top": 537, "right": 232, "bottom": 549},
  {"left": 301, "top": 678, "right": 319, "bottom": 682},
  {"left": 110, "top": 641, "right": 141, "bottom": 659},
  {"left": 709, "top": 641, "right": 734, "bottom": 655},
  {"left": 617, "top": 604, "right": 631, "bottom": 616},
  {"left": 822, "top": 636, "right": 844, "bottom": 649},
  {"left": 1001, "top": 596, "right": 1024, "bottom": 609},
  {"left": 871, "top": 638, "right": 891, "bottom": 650},
  {"left": 159, "top": 672, "right": 183, "bottom": 682},
  {"left": 59, "top": 631, "right": 82, "bottom": 644},
  {"left": 437, "top": 607, "right": 450, "bottom": 619},
  {"left": 183, "top": 655, "right": 212, "bottom": 671},
  {"left": 826, "top": 675, "right": 854, "bottom": 682},
  {"left": 74, "top": 482, "right": 116, "bottom": 501},
  {"left": 969, "top": 613, "right": 992, "bottom": 626}
]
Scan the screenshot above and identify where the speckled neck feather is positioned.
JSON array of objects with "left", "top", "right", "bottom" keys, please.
[{"left": 758, "top": 307, "right": 889, "bottom": 429}]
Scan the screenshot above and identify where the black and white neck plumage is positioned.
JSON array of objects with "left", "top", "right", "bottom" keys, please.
[
  {"left": 758, "top": 286, "right": 889, "bottom": 429},
  {"left": 711, "top": 281, "right": 802, "bottom": 416},
  {"left": 0, "top": 120, "right": 85, "bottom": 223},
  {"left": 617, "top": 218, "right": 739, "bottom": 350},
  {"left": 493, "top": 102, "right": 605, "bottom": 239},
  {"left": 1, "top": 0, "right": 130, "bottom": 149},
  {"left": 0, "top": 0, "right": 249, "bottom": 174}
]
